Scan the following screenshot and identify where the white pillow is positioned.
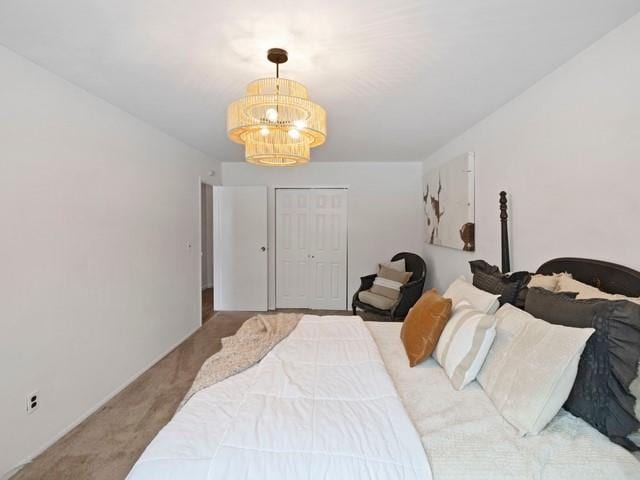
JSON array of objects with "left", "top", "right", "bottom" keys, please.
[
  {"left": 444, "top": 276, "right": 500, "bottom": 314},
  {"left": 527, "top": 272, "right": 572, "bottom": 291},
  {"left": 557, "top": 275, "right": 640, "bottom": 305},
  {"left": 434, "top": 300, "right": 496, "bottom": 390},
  {"left": 477, "top": 304, "right": 594, "bottom": 435},
  {"left": 381, "top": 258, "right": 406, "bottom": 272}
]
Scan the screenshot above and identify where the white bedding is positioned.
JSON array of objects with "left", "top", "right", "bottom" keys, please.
[
  {"left": 367, "top": 321, "right": 640, "bottom": 480},
  {"left": 127, "top": 315, "right": 431, "bottom": 480}
]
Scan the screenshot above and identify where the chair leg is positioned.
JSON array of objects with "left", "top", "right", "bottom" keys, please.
[{"left": 352, "top": 305, "right": 356, "bottom": 315}]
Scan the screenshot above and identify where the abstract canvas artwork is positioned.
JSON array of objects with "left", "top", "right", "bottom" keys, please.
[{"left": 423, "top": 152, "right": 475, "bottom": 251}]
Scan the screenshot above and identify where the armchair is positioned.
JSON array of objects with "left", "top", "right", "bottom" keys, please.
[{"left": 352, "top": 252, "right": 427, "bottom": 321}]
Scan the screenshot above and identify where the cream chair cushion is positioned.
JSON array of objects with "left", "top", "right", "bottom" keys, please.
[{"left": 358, "top": 290, "right": 396, "bottom": 310}]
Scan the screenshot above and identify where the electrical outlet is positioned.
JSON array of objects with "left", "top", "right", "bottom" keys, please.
[{"left": 26, "top": 391, "right": 39, "bottom": 414}]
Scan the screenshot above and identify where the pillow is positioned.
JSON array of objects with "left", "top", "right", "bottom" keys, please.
[
  {"left": 358, "top": 290, "right": 395, "bottom": 310},
  {"left": 557, "top": 275, "right": 640, "bottom": 305},
  {"left": 381, "top": 258, "right": 406, "bottom": 272},
  {"left": 443, "top": 277, "right": 500, "bottom": 314},
  {"left": 469, "top": 260, "right": 531, "bottom": 308},
  {"left": 378, "top": 265, "right": 412, "bottom": 283},
  {"left": 370, "top": 265, "right": 412, "bottom": 300},
  {"left": 434, "top": 300, "right": 496, "bottom": 390},
  {"left": 527, "top": 272, "right": 572, "bottom": 291},
  {"left": 400, "top": 289, "right": 453, "bottom": 367},
  {"left": 525, "top": 287, "right": 640, "bottom": 447},
  {"left": 477, "top": 303, "right": 593, "bottom": 435}
]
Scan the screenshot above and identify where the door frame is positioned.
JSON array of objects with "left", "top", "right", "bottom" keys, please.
[
  {"left": 197, "top": 176, "right": 216, "bottom": 325},
  {"left": 274, "top": 186, "right": 349, "bottom": 310}
]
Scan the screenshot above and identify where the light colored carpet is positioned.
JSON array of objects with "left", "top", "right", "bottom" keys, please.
[{"left": 11, "top": 310, "right": 386, "bottom": 479}]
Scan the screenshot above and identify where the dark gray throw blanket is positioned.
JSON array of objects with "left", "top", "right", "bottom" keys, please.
[{"left": 178, "top": 313, "right": 302, "bottom": 410}]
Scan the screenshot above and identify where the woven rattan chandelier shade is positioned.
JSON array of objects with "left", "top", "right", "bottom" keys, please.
[{"left": 227, "top": 49, "right": 326, "bottom": 166}]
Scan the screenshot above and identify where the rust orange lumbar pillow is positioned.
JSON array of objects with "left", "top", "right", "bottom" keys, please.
[{"left": 400, "top": 289, "right": 453, "bottom": 367}]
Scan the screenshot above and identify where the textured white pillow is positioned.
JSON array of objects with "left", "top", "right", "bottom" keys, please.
[
  {"left": 444, "top": 276, "right": 500, "bottom": 314},
  {"left": 557, "top": 275, "right": 640, "bottom": 305},
  {"left": 477, "top": 304, "right": 594, "bottom": 435},
  {"left": 434, "top": 300, "right": 496, "bottom": 390},
  {"left": 527, "top": 272, "right": 572, "bottom": 291}
]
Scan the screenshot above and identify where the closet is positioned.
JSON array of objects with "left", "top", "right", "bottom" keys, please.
[{"left": 275, "top": 188, "right": 348, "bottom": 309}]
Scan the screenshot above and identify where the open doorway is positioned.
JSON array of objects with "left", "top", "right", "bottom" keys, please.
[{"left": 201, "top": 182, "right": 214, "bottom": 323}]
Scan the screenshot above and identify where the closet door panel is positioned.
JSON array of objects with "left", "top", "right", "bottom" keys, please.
[
  {"left": 276, "top": 190, "right": 310, "bottom": 308},
  {"left": 309, "top": 190, "right": 348, "bottom": 310}
]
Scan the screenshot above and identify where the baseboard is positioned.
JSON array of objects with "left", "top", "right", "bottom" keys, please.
[
  {"left": 1, "top": 464, "right": 27, "bottom": 480},
  {"left": 2, "top": 323, "right": 201, "bottom": 479}
]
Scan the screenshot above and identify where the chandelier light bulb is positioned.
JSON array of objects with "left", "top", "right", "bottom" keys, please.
[
  {"left": 266, "top": 108, "right": 278, "bottom": 122},
  {"left": 260, "top": 127, "right": 270, "bottom": 137},
  {"left": 288, "top": 128, "right": 301, "bottom": 139},
  {"left": 293, "top": 119, "right": 307, "bottom": 129}
]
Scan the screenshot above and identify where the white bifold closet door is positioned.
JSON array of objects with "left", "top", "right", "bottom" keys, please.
[
  {"left": 213, "top": 186, "right": 268, "bottom": 311},
  {"left": 276, "top": 189, "right": 348, "bottom": 310}
]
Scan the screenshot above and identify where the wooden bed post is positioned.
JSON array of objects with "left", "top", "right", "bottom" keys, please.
[{"left": 500, "top": 191, "right": 511, "bottom": 273}]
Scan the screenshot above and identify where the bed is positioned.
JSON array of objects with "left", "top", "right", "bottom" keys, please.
[
  {"left": 127, "top": 313, "right": 640, "bottom": 479},
  {"left": 127, "top": 193, "right": 640, "bottom": 479},
  {"left": 127, "top": 315, "right": 432, "bottom": 479},
  {"left": 369, "top": 321, "right": 640, "bottom": 479}
]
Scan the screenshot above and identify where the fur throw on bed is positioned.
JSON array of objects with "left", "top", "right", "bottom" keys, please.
[{"left": 178, "top": 313, "right": 302, "bottom": 410}]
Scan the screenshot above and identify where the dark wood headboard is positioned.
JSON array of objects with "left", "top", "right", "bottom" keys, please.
[
  {"left": 536, "top": 258, "right": 640, "bottom": 297},
  {"left": 499, "top": 191, "right": 510, "bottom": 273},
  {"left": 498, "top": 193, "right": 640, "bottom": 296}
]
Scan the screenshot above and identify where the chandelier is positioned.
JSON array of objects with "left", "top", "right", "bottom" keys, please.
[{"left": 227, "top": 48, "right": 327, "bottom": 166}]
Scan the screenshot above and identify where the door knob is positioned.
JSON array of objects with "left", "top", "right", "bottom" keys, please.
[{"left": 261, "top": 246, "right": 266, "bottom": 252}]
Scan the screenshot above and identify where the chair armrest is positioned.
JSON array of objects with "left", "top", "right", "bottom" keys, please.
[
  {"left": 392, "top": 279, "right": 426, "bottom": 317},
  {"left": 358, "top": 274, "right": 377, "bottom": 291},
  {"left": 399, "top": 279, "right": 424, "bottom": 293},
  {"left": 352, "top": 274, "right": 377, "bottom": 311}
]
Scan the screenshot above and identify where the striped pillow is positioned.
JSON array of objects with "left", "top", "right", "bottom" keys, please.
[
  {"left": 370, "top": 265, "right": 412, "bottom": 300},
  {"left": 434, "top": 300, "right": 497, "bottom": 390}
]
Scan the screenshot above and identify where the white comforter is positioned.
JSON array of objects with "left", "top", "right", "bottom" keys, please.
[
  {"left": 367, "top": 321, "right": 640, "bottom": 480},
  {"left": 127, "top": 315, "right": 431, "bottom": 480}
]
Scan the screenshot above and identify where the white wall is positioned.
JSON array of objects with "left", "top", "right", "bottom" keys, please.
[
  {"left": 222, "top": 162, "right": 424, "bottom": 309},
  {"left": 0, "top": 46, "right": 220, "bottom": 477},
  {"left": 422, "top": 14, "right": 640, "bottom": 292}
]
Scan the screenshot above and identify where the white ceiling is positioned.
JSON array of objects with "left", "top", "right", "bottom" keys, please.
[{"left": 1, "top": 0, "right": 638, "bottom": 162}]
